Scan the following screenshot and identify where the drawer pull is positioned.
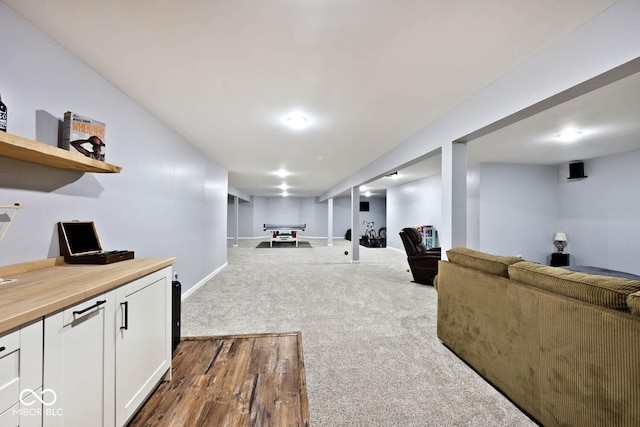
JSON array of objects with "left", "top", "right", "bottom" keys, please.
[
  {"left": 0, "top": 346, "right": 5, "bottom": 352},
  {"left": 120, "top": 301, "right": 129, "bottom": 330},
  {"left": 73, "top": 299, "right": 106, "bottom": 317}
]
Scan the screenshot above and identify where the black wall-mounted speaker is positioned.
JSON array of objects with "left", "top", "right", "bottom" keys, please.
[{"left": 568, "top": 161, "right": 587, "bottom": 179}]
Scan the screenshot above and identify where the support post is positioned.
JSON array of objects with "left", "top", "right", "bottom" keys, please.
[
  {"left": 327, "top": 198, "right": 334, "bottom": 246},
  {"left": 351, "top": 187, "right": 360, "bottom": 263},
  {"left": 233, "top": 196, "right": 239, "bottom": 247},
  {"left": 441, "top": 141, "right": 467, "bottom": 253}
]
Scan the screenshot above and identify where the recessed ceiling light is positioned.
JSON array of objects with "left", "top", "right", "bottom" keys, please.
[
  {"left": 282, "top": 191, "right": 289, "bottom": 197},
  {"left": 365, "top": 191, "right": 372, "bottom": 197},
  {"left": 275, "top": 169, "right": 290, "bottom": 178},
  {"left": 286, "top": 113, "right": 309, "bottom": 130},
  {"left": 279, "top": 183, "right": 289, "bottom": 190},
  {"left": 557, "top": 129, "right": 583, "bottom": 143},
  {"left": 359, "top": 185, "right": 367, "bottom": 191}
]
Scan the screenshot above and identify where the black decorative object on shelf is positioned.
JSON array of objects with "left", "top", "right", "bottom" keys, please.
[{"left": 0, "top": 93, "right": 7, "bottom": 132}]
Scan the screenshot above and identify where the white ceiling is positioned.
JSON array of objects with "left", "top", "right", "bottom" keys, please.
[
  {"left": 467, "top": 70, "right": 640, "bottom": 166},
  {"left": 4, "top": 0, "right": 624, "bottom": 197},
  {"left": 360, "top": 66, "right": 640, "bottom": 197}
]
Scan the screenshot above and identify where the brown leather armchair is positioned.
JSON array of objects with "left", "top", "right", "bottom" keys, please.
[{"left": 399, "top": 227, "right": 441, "bottom": 285}]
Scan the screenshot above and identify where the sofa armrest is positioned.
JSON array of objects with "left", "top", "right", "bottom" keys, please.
[{"left": 628, "top": 291, "right": 640, "bottom": 317}]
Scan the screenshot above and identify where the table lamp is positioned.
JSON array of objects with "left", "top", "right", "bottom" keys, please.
[{"left": 553, "top": 232, "right": 568, "bottom": 253}]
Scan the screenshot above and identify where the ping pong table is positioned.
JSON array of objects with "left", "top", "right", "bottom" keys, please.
[{"left": 263, "top": 224, "right": 307, "bottom": 247}]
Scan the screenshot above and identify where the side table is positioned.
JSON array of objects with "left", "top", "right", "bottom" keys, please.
[{"left": 550, "top": 252, "right": 570, "bottom": 267}]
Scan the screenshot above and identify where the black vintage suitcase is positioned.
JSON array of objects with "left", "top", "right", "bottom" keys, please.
[{"left": 58, "top": 221, "right": 134, "bottom": 264}]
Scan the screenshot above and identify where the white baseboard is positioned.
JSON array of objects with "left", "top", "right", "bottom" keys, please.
[
  {"left": 227, "top": 236, "right": 347, "bottom": 240},
  {"left": 295, "top": 236, "right": 346, "bottom": 240},
  {"left": 182, "top": 262, "right": 228, "bottom": 301}
]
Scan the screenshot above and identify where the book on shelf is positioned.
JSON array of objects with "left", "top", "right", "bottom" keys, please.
[
  {"left": 420, "top": 225, "right": 437, "bottom": 248},
  {"left": 60, "top": 111, "right": 106, "bottom": 161}
]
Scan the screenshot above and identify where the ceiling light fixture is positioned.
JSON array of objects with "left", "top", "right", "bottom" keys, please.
[
  {"left": 286, "top": 113, "right": 308, "bottom": 130},
  {"left": 282, "top": 191, "right": 289, "bottom": 197},
  {"left": 275, "top": 169, "right": 290, "bottom": 178},
  {"left": 279, "top": 183, "right": 289, "bottom": 190},
  {"left": 365, "top": 191, "right": 372, "bottom": 197},
  {"left": 557, "top": 129, "right": 583, "bottom": 143}
]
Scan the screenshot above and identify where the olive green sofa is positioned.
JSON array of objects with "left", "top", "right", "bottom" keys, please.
[{"left": 435, "top": 247, "right": 640, "bottom": 427}]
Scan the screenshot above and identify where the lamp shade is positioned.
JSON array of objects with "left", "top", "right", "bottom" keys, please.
[
  {"left": 553, "top": 232, "right": 567, "bottom": 242},
  {"left": 553, "top": 232, "right": 568, "bottom": 252}
]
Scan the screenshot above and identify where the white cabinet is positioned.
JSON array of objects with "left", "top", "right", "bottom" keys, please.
[
  {"left": 0, "top": 328, "right": 21, "bottom": 423},
  {"left": 0, "top": 320, "right": 44, "bottom": 427},
  {"left": 115, "top": 267, "right": 171, "bottom": 426},
  {"left": 42, "top": 266, "right": 171, "bottom": 427},
  {"left": 43, "top": 294, "right": 115, "bottom": 427}
]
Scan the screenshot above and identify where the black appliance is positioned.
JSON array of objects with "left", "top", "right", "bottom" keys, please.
[{"left": 172, "top": 275, "right": 181, "bottom": 355}]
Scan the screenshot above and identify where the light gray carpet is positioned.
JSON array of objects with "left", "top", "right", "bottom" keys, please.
[{"left": 182, "top": 238, "right": 537, "bottom": 427}]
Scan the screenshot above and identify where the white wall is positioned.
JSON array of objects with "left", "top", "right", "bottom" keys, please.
[
  {"left": 249, "top": 196, "right": 328, "bottom": 238},
  {"left": 0, "top": 4, "right": 228, "bottom": 294},
  {"left": 386, "top": 163, "right": 559, "bottom": 260},
  {"left": 471, "top": 153, "right": 640, "bottom": 273},
  {"left": 387, "top": 175, "right": 442, "bottom": 251},
  {"left": 227, "top": 195, "right": 386, "bottom": 240},
  {"left": 332, "top": 197, "right": 352, "bottom": 238},
  {"left": 558, "top": 149, "right": 640, "bottom": 273},
  {"left": 478, "top": 164, "right": 559, "bottom": 263},
  {"left": 237, "top": 198, "right": 254, "bottom": 237},
  {"left": 228, "top": 196, "right": 325, "bottom": 238}
]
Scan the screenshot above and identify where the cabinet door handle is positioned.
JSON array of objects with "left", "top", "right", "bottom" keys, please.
[
  {"left": 0, "top": 346, "right": 5, "bottom": 352},
  {"left": 120, "top": 301, "right": 129, "bottom": 330},
  {"left": 73, "top": 299, "right": 106, "bottom": 317}
]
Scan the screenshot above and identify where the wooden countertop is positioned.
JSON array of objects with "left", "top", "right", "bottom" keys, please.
[{"left": 0, "top": 257, "right": 176, "bottom": 334}]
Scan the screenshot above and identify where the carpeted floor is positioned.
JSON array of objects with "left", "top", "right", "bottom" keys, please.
[{"left": 182, "top": 238, "right": 537, "bottom": 426}]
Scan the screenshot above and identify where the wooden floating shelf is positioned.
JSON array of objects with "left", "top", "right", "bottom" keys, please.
[{"left": 0, "top": 131, "right": 122, "bottom": 173}]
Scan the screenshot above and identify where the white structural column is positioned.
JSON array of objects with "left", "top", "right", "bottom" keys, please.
[
  {"left": 233, "top": 195, "right": 239, "bottom": 247},
  {"left": 351, "top": 186, "right": 360, "bottom": 262},
  {"left": 327, "top": 198, "right": 334, "bottom": 246},
  {"left": 441, "top": 141, "right": 467, "bottom": 252}
]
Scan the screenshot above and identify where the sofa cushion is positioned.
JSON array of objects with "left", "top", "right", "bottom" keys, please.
[
  {"left": 446, "top": 247, "right": 523, "bottom": 278},
  {"left": 628, "top": 291, "right": 640, "bottom": 317},
  {"left": 509, "top": 261, "right": 640, "bottom": 312}
]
